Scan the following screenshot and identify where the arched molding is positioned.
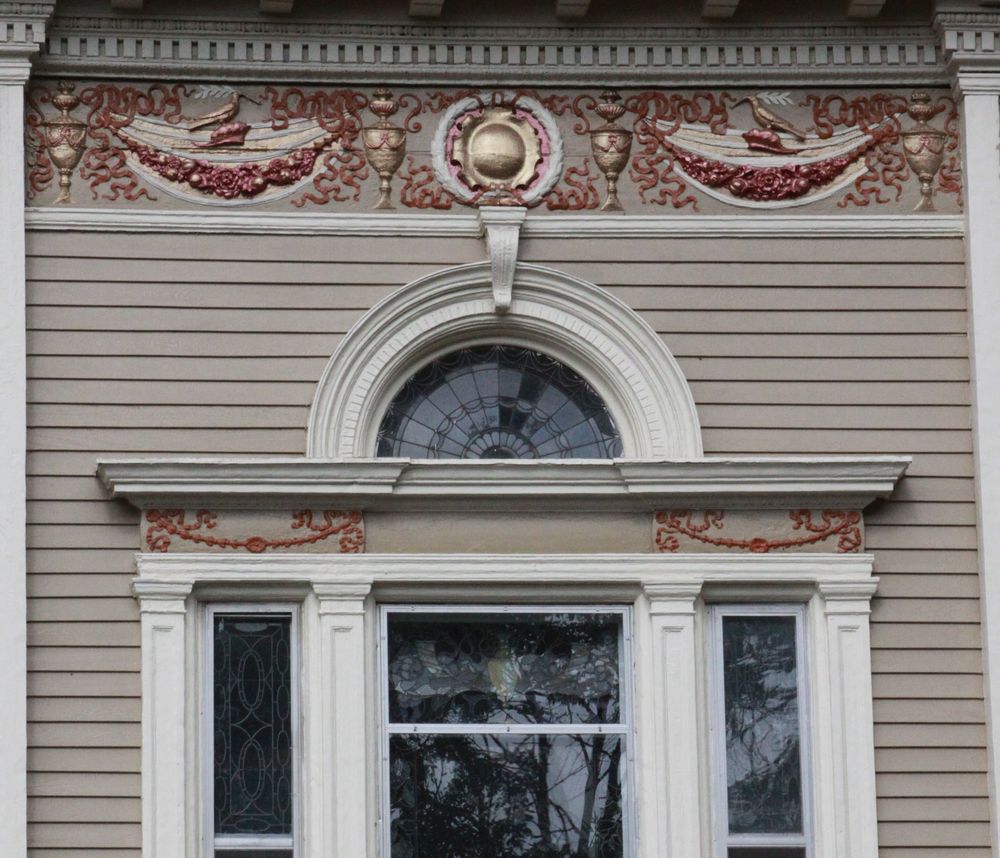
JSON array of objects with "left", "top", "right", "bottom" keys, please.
[{"left": 307, "top": 261, "right": 703, "bottom": 458}]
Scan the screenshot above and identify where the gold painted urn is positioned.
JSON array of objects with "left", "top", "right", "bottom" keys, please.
[
  {"left": 362, "top": 88, "right": 407, "bottom": 210},
  {"left": 900, "top": 91, "right": 948, "bottom": 213},
  {"left": 42, "top": 82, "right": 87, "bottom": 205},
  {"left": 589, "top": 91, "right": 633, "bottom": 212}
]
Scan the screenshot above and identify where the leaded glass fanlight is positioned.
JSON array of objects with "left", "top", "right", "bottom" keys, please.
[{"left": 375, "top": 345, "right": 623, "bottom": 459}]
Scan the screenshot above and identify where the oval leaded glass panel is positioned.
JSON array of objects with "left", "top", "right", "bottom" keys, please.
[{"left": 376, "top": 345, "right": 623, "bottom": 459}]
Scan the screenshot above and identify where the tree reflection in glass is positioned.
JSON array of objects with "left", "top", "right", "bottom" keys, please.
[
  {"left": 391, "top": 735, "right": 623, "bottom": 858},
  {"left": 385, "top": 611, "right": 627, "bottom": 858},
  {"left": 722, "top": 615, "right": 802, "bottom": 835}
]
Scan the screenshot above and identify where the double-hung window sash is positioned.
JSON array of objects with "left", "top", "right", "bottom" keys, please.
[
  {"left": 710, "top": 605, "right": 812, "bottom": 858},
  {"left": 381, "top": 606, "right": 632, "bottom": 858}
]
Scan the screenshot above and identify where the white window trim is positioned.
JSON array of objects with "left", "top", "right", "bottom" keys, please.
[
  {"left": 707, "top": 604, "right": 813, "bottom": 858},
  {"left": 202, "top": 603, "right": 302, "bottom": 857},
  {"left": 133, "top": 552, "right": 879, "bottom": 858},
  {"left": 378, "top": 604, "right": 637, "bottom": 858}
]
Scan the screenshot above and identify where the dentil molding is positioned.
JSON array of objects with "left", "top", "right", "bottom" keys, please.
[{"left": 33, "top": 16, "right": 948, "bottom": 84}]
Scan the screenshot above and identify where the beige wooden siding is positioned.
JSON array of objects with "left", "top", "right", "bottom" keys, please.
[{"left": 24, "top": 230, "right": 984, "bottom": 857}]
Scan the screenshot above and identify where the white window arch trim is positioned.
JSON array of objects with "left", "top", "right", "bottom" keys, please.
[
  {"left": 306, "top": 261, "right": 703, "bottom": 459},
  {"left": 133, "top": 552, "right": 879, "bottom": 858}
]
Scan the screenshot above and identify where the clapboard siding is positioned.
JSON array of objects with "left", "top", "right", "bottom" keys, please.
[{"left": 23, "top": 230, "right": 984, "bottom": 856}]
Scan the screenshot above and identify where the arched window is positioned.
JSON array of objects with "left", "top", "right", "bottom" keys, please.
[
  {"left": 307, "top": 262, "right": 703, "bottom": 459},
  {"left": 375, "top": 345, "right": 623, "bottom": 459}
]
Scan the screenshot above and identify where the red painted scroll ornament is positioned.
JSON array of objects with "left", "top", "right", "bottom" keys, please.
[
  {"left": 654, "top": 509, "right": 861, "bottom": 554},
  {"left": 145, "top": 509, "right": 364, "bottom": 553}
]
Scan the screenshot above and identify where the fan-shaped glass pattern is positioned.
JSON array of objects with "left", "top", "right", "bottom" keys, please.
[{"left": 376, "top": 345, "right": 623, "bottom": 459}]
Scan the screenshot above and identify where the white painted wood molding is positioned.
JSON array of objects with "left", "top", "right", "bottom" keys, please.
[
  {"left": 478, "top": 206, "right": 526, "bottom": 314},
  {"left": 313, "top": 583, "right": 371, "bottom": 858},
  {"left": 409, "top": 0, "right": 444, "bottom": 17},
  {"left": 131, "top": 551, "right": 882, "bottom": 858},
  {"left": 36, "top": 15, "right": 948, "bottom": 84},
  {"left": 24, "top": 208, "right": 966, "bottom": 238},
  {"left": 954, "top": 69, "right": 1000, "bottom": 855},
  {"left": 816, "top": 582, "right": 881, "bottom": 857},
  {"left": 97, "top": 456, "right": 911, "bottom": 511},
  {"left": 133, "top": 580, "right": 192, "bottom": 858},
  {"left": 847, "top": 0, "right": 886, "bottom": 18},
  {"left": 702, "top": 0, "right": 741, "bottom": 17},
  {"left": 556, "top": 0, "right": 591, "bottom": 18},
  {"left": 305, "top": 261, "right": 703, "bottom": 458},
  {"left": 644, "top": 583, "right": 705, "bottom": 858}
]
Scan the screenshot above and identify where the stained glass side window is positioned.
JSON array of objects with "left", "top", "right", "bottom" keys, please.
[
  {"left": 712, "top": 607, "right": 810, "bottom": 858},
  {"left": 375, "top": 345, "right": 623, "bottom": 459},
  {"left": 211, "top": 610, "right": 295, "bottom": 857},
  {"left": 382, "top": 608, "right": 631, "bottom": 858}
]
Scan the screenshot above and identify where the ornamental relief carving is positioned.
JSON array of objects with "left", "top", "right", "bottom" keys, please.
[
  {"left": 144, "top": 508, "right": 365, "bottom": 553},
  {"left": 654, "top": 509, "right": 863, "bottom": 554},
  {"left": 26, "top": 81, "right": 960, "bottom": 214}
]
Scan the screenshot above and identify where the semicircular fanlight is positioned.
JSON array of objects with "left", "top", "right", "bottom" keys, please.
[{"left": 376, "top": 345, "right": 623, "bottom": 459}]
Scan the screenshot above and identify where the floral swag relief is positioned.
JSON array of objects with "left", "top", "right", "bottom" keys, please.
[
  {"left": 26, "top": 81, "right": 961, "bottom": 212},
  {"left": 654, "top": 509, "right": 863, "bottom": 554},
  {"left": 144, "top": 509, "right": 365, "bottom": 553}
]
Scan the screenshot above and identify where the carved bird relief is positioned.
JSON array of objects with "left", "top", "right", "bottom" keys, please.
[{"left": 734, "top": 94, "right": 808, "bottom": 141}]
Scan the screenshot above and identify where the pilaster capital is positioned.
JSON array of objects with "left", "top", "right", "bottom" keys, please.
[
  {"left": 935, "top": 7, "right": 1000, "bottom": 93},
  {"left": 0, "top": 2, "right": 54, "bottom": 76},
  {"left": 818, "top": 578, "right": 878, "bottom": 614},
  {"left": 313, "top": 578, "right": 373, "bottom": 614},
  {"left": 643, "top": 581, "right": 703, "bottom": 614},
  {"left": 132, "top": 578, "right": 193, "bottom": 613}
]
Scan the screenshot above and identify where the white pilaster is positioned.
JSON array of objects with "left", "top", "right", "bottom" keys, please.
[
  {"left": 814, "top": 582, "right": 879, "bottom": 858},
  {"left": 949, "top": 59, "right": 1000, "bottom": 852},
  {"left": 133, "top": 580, "right": 193, "bottom": 858},
  {"left": 312, "top": 581, "right": 373, "bottom": 858},
  {"left": 0, "top": 9, "right": 51, "bottom": 849},
  {"left": 643, "top": 583, "right": 704, "bottom": 858}
]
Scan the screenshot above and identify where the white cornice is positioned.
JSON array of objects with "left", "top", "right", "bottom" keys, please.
[
  {"left": 97, "top": 456, "right": 911, "bottom": 511},
  {"left": 0, "top": 1, "right": 53, "bottom": 67},
  {"left": 23, "top": 208, "right": 966, "bottom": 238},
  {"left": 935, "top": 10, "right": 1000, "bottom": 86},
  {"left": 34, "top": 17, "right": 946, "bottom": 84},
  {"left": 135, "top": 550, "right": 877, "bottom": 584}
]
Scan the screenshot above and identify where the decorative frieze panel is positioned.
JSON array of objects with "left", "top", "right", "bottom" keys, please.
[
  {"left": 25, "top": 81, "right": 961, "bottom": 214},
  {"left": 654, "top": 509, "right": 864, "bottom": 554},
  {"left": 144, "top": 508, "right": 365, "bottom": 553}
]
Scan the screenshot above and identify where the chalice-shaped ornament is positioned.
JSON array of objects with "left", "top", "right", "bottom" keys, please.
[
  {"left": 589, "top": 90, "right": 633, "bottom": 211},
  {"left": 362, "top": 88, "right": 407, "bottom": 210},
  {"left": 42, "top": 82, "right": 87, "bottom": 205},
  {"left": 901, "top": 91, "right": 948, "bottom": 213}
]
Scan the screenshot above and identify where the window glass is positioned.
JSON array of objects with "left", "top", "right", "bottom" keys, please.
[
  {"left": 387, "top": 612, "right": 621, "bottom": 724},
  {"left": 384, "top": 609, "right": 630, "bottom": 858},
  {"left": 722, "top": 615, "right": 802, "bottom": 835},
  {"left": 212, "top": 612, "right": 295, "bottom": 857},
  {"left": 714, "top": 609, "right": 809, "bottom": 858},
  {"left": 376, "top": 345, "right": 623, "bottom": 459}
]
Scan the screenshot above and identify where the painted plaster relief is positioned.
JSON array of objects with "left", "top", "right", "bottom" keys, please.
[
  {"left": 26, "top": 81, "right": 960, "bottom": 214},
  {"left": 144, "top": 508, "right": 365, "bottom": 553},
  {"left": 654, "top": 509, "right": 863, "bottom": 553}
]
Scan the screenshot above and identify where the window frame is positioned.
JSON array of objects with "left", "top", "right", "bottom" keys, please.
[
  {"left": 377, "top": 603, "right": 638, "bottom": 858},
  {"left": 707, "top": 603, "right": 814, "bottom": 858},
  {"left": 134, "top": 551, "right": 881, "bottom": 858},
  {"left": 201, "top": 602, "right": 303, "bottom": 858}
]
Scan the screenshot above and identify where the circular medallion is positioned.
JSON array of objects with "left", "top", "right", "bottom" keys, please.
[{"left": 431, "top": 93, "right": 564, "bottom": 207}]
